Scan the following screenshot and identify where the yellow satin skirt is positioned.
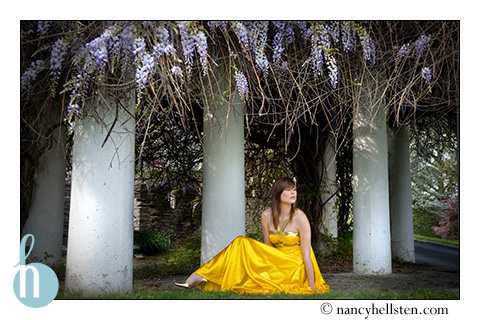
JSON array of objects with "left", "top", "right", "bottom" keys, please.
[{"left": 193, "top": 236, "right": 329, "bottom": 294}]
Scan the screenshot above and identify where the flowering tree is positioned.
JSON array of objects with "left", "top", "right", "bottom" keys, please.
[
  {"left": 432, "top": 199, "right": 459, "bottom": 239},
  {"left": 21, "top": 21, "right": 459, "bottom": 248}
]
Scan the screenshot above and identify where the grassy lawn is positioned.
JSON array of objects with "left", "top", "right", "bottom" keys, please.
[
  {"left": 58, "top": 287, "right": 458, "bottom": 300},
  {"left": 56, "top": 232, "right": 459, "bottom": 300}
]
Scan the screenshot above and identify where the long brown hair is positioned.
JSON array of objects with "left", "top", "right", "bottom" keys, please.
[{"left": 271, "top": 177, "right": 297, "bottom": 230}]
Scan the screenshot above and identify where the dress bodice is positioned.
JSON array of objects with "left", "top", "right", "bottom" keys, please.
[
  {"left": 269, "top": 217, "right": 300, "bottom": 248},
  {"left": 269, "top": 232, "right": 300, "bottom": 248}
]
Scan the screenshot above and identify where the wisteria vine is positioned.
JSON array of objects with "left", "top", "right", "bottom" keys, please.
[{"left": 21, "top": 20, "right": 449, "bottom": 132}]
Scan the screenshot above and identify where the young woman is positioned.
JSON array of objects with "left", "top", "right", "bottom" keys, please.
[{"left": 175, "top": 177, "right": 329, "bottom": 294}]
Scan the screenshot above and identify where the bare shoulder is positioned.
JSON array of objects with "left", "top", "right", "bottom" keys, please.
[
  {"left": 293, "top": 209, "right": 310, "bottom": 224},
  {"left": 261, "top": 208, "right": 272, "bottom": 220}
]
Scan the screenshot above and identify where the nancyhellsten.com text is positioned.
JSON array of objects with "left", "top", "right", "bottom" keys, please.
[{"left": 320, "top": 302, "right": 448, "bottom": 319}]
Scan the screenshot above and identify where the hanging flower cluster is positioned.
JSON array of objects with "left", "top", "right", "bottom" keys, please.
[
  {"left": 234, "top": 71, "right": 249, "bottom": 100},
  {"left": 421, "top": 67, "right": 433, "bottom": 84},
  {"left": 21, "top": 60, "right": 45, "bottom": 91},
  {"left": 21, "top": 21, "right": 380, "bottom": 122},
  {"left": 50, "top": 38, "right": 68, "bottom": 92},
  {"left": 153, "top": 27, "right": 176, "bottom": 58},
  {"left": 178, "top": 21, "right": 208, "bottom": 76},
  {"left": 395, "top": 34, "right": 433, "bottom": 84}
]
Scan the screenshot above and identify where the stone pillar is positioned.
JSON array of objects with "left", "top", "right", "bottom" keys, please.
[
  {"left": 388, "top": 125, "right": 415, "bottom": 262},
  {"left": 319, "top": 135, "right": 338, "bottom": 253},
  {"left": 201, "top": 66, "right": 245, "bottom": 264},
  {"left": 352, "top": 93, "right": 392, "bottom": 275},
  {"left": 22, "top": 127, "right": 66, "bottom": 267},
  {"left": 65, "top": 93, "right": 135, "bottom": 296}
]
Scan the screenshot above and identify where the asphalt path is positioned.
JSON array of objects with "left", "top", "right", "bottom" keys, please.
[{"left": 414, "top": 240, "right": 459, "bottom": 270}]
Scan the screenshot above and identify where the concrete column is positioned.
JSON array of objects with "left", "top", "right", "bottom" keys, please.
[
  {"left": 388, "top": 125, "right": 415, "bottom": 262},
  {"left": 65, "top": 94, "right": 135, "bottom": 296},
  {"left": 22, "top": 127, "right": 66, "bottom": 267},
  {"left": 319, "top": 135, "right": 338, "bottom": 253},
  {"left": 352, "top": 94, "right": 392, "bottom": 275},
  {"left": 201, "top": 66, "right": 245, "bottom": 264}
]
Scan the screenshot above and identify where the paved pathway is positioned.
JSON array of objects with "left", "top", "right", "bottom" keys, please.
[{"left": 414, "top": 240, "right": 459, "bottom": 270}]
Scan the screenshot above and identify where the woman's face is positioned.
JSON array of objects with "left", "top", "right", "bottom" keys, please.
[{"left": 280, "top": 186, "right": 297, "bottom": 205}]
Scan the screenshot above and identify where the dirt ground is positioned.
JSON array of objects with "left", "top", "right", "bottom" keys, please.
[{"left": 133, "top": 258, "right": 460, "bottom": 294}]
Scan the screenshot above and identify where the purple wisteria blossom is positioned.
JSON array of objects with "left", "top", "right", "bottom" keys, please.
[
  {"left": 358, "top": 30, "right": 376, "bottom": 63},
  {"left": 341, "top": 22, "right": 357, "bottom": 52},
  {"left": 196, "top": 30, "right": 208, "bottom": 75},
  {"left": 329, "top": 21, "right": 340, "bottom": 45},
  {"left": 84, "top": 27, "right": 116, "bottom": 75},
  {"left": 317, "top": 24, "right": 331, "bottom": 50},
  {"left": 311, "top": 33, "right": 324, "bottom": 78},
  {"left": 50, "top": 38, "right": 68, "bottom": 88},
  {"left": 67, "top": 103, "right": 79, "bottom": 116},
  {"left": 232, "top": 22, "right": 250, "bottom": 51},
  {"left": 272, "top": 21, "right": 286, "bottom": 66},
  {"left": 421, "top": 67, "right": 432, "bottom": 84},
  {"left": 415, "top": 35, "right": 431, "bottom": 57},
  {"left": 153, "top": 27, "right": 176, "bottom": 58},
  {"left": 66, "top": 70, "right": 90, "bottom": 118},
  {"left": 249, "top": 21, "right": 269, "bottom": 74},
  {"left": 395, "top": 43, "right": 411, "bottom": 63},
  {"left": 132, "top": 38, "right": 146, "bottom": 58},
  {"left": 118, "top": 24, "right": 137, "bottom": 58},
  {"left": 136, "top": 53, "right": 154, "bottom": 91},
  {"left": 178, "top": 22, "right": 209, "bottom": 76},
  {"left": 234, "top": 71, "right": 249, "bottom": 100},
  {"left": 326, "top": 53, "right": 338, "bottom": 88},
  {"left": 132, "top": 36, "right": 156, "bottom": 91},
  {"left": 207, "top": 21, "right": 228, "bottom": 32},
  {"left": 178, "top": 21, "right": 197, "bottom": 75},
  {"left": 171, "top": 65, "right": 183, "bottom": 77},
  {"left": 37, "top": 21, "right": 50, "bottom": 36},
  {"left": 21, "top": 60, "right": 45, "bottom": 91},
  {"left": 271, "top": 22, "right": 295, "bottom": 68}
]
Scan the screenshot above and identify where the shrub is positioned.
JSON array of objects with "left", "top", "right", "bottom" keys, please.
[
  {"left": 137, "top": 229, "right": 171, "bottom": 255},
  {"left": 182, "top": 229, "right": 201, "bottom": 264}
]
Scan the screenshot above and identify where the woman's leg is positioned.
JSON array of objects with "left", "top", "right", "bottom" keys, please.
[{"left": 185, "top": 273, "right": 205, "bottom": 286}]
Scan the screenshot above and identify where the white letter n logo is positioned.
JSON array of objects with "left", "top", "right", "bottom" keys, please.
[{"left": 19, "top": 264, "right": 40, "bottom": 298}]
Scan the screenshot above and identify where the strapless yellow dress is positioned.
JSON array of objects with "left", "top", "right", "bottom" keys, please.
[{"left": 192, "top": 232, "right": 329, "bottom": 294}]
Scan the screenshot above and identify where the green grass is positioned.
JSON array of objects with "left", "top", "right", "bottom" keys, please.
[
  {"left": 57, "top": 287, "right": 459, "bottom": 300},
  {"left": 414, "top": 234, "right": 459, "bottom": 247},
  {"left": 56, "top": 232, "right": 459, "bottom": 301}
]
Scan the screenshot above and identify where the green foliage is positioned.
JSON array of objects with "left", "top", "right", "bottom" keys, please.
[
  {"left": 410, "top": 154, "right": 457, "bottom": 238},
  {"left": 136, "top": 229, "right": 171, "bottom": 256},
  {"left": 182, "top": 229, "right": 201, "bottom": 263},
  {"left": 133, "top": 230, "right": 201, "bottom": 280},
  {"left": 326, "top": 231, "right": 353, "bottom": 259},
  {"left": 410, "top": 114, "right": 458, "bottom": 239}
]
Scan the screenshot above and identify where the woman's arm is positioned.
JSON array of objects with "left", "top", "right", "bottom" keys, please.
[
  {"left": 297, "top": 211, "right": 319, "bottom": 292},
  {"left": 261, "top": 209, "right": 273, "bottom": 246}
]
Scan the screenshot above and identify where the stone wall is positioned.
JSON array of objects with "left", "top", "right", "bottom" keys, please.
[{"left": 133, "top": 181, "right": 202, "bottom": 243}]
